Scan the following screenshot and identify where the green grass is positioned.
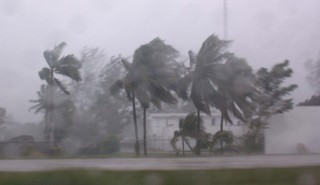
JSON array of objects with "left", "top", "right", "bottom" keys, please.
[{"left": 0, "top": 166, "right": 319, "bottom": 185}]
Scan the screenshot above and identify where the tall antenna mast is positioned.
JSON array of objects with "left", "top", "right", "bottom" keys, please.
[{"left": 223, "top": 0, "right": 228, "bottom": 39}]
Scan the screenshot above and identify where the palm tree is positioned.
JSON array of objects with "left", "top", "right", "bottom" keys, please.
[
  {"left": 132, "top": 38, "right": 180, "bottom": 156},
  {"left": 38, "top": 42, "right": 81, "bottom": 145},
  {"left": 177, "top": 35, "right": 255, "bottom": 155},
  {"left": 111, "top": 38, "right": 180, "bottom": 156}
]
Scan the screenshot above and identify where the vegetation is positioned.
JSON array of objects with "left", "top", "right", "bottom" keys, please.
[
  {"left": 36, "top": 42, "right": 81, "bottom": 145},
  {"left": 306, "top": 54, "right": 320, "bottom": 94},
  {"left": 111, "top": 38, "right": 180, "bottom": 156},
  {"left": 244, "top": 60, "right": 297, "bottom": 153},
  {"left": 3, "top": 34, "right": 295, "bottom": 158},
  {"left": 299, "top": 95, "right": 320, "bottom": 106},
  {"left": 177, "top": 35, "right": 255, "bottom": 155},
  {"left": 0, "top": 167, "right": 320, "bottom": 185}
]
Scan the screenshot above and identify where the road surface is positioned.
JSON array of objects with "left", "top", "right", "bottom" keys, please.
[{"left": 0, "top": 155, "right": 320, "bottom": 171}]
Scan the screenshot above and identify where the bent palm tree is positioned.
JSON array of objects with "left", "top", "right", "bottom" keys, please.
[
  {"left": 177, "top": 35, "right": 255, "bottom": 155},
  {"left": 38, "top": 42, "right": 81, "bottom": 145},
  {"left": 132, "top": 38, "right": 180, "bottom": 156},
  {"left": 111, "top": 38, "right": 180, "bottom": 156}
]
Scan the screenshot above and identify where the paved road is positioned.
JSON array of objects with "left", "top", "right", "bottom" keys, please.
[{"left": 0, "top": 155, "right": 320, "bottom": 172}]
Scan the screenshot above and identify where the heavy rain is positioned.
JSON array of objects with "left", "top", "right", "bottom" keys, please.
[{"left": 0, "top": 0, "right": 320, "bottom": 184}]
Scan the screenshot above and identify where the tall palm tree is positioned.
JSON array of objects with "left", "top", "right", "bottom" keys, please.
[
  {"left": 132, "top": 38, "right": 180, "bottom": 156},
  {"left": 111, "top": 38, "right": 180, "bottom": 156},
  {"left": 177, "top": 35, "right": 255, "bottom": 155},
  {"left": 38, "top": 42, "right": 81, "bottom": 145}
]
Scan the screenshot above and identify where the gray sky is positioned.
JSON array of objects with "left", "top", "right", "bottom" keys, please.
[{"left": 1, "top": 0, "right": 320, "bottom": 123}]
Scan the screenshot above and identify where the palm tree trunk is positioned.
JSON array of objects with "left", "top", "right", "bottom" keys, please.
[
  {"left": 195, "top": 109, "right": 201, "bottom": 156},
  {"left": 184, "top": 138, "right": 194, "bottom": 153},
  {"left": 44, "top": 110, "right": 50, "bottom": 142},
  {"left": 220, "top": 115, "right": 224, "bottom": 155},
  {"left": 143, "top": 107, "right": 147, "bottom": 156},
  {"left": 131, "top": 90, "right": 140, "bottom": 156},
  {"left": 48, "top": 84, "right": 55, "bottom": 147},
  {"left": 182, "top": 134, "right": 185, "bottom": 156}
]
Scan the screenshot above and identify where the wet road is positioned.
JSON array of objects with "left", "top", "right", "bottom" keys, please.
[{"left": 0, "top": 155, "right": 320, "bottom": 171}]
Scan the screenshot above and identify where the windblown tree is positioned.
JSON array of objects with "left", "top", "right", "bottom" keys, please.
[
  {"left": 171, "top": 112, "right": 208, "bottom": 155},
  {"left": 299, "top": 54, "right": 320, "bottom": 106},
  {"left": 306, "top": 54, "right": 320, "bottom": 94},
  {"left": 30, "top": 85, "right": 75, "bottom": 144},
  {"left": 177, "top": 35, "right": 255, "bottom": 155},
  {"left": 111, "top": 38, "right": 180, "bottom": 156},
  {"left": 245, "top": 60, "right": 297, "bottom": 153},
  {"left": 38, "top": 42, "right": 81, "bottom": 145}
]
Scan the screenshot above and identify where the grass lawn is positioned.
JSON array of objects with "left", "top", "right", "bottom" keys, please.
[{"left": 0, "top": 166, "right": 319, "bottom": 185}]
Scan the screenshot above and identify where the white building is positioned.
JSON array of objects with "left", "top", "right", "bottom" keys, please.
[
  {"left": 146, "top": 111, "right": 246, "bottom": 151},
  {"left": 265, "top": 106, "right": 320, "bottom": 154}
]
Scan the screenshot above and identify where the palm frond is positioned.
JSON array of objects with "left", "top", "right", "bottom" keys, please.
[
  {"left": 177, "top": 72, "right": 194, "bottom": 100},
  {"left": 135, "top": 87, "right": 150, "bottom": 109},
  {"left": 43, "top": 42, "right": 67, "bottom": 68},
  {"left": 190, "top": 80, "right": 211, "bottom": 115},
  {"left": 121, "top": 58, "right": 132, "bottom": 71},
  {"left": 38, "top": 67, "right": 54, "bottom": 84},
  {"left": 55, "top": 55, "right": 82, "bottom": 82},
  {"left": 196, "top": 35, "right": 231, "bottom": 66}
]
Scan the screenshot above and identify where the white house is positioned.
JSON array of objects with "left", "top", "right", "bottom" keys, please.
[
  {"left": 146, "top": 111, "right": 246, "bottom": 151},
  {"left": 265, "top": 106, "right": 320, "bottom": 154}
]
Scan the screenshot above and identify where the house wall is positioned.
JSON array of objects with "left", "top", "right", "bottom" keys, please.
[{"left": 265, "top": 106, "right": 320, "bottom": 154}]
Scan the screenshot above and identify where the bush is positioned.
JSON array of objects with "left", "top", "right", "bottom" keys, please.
[
  {"left": 98, "top": 136, "right": 120, "bottom": 154},
  {"left": 77, "top": 136, "right": 120, "bottom": 155}
]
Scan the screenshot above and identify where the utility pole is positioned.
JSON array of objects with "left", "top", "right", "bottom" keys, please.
[{"left": 223, "top": 0, "right": 228, "bottom": 39}]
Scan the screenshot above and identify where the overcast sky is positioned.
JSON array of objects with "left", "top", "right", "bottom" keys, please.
[{"left": 1, "top": 0, "right": 320, "bottom": 123}]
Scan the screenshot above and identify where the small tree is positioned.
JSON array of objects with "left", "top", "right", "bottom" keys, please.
[{"left": 245, "top": 60, "right": 297, "bottom": 153}]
